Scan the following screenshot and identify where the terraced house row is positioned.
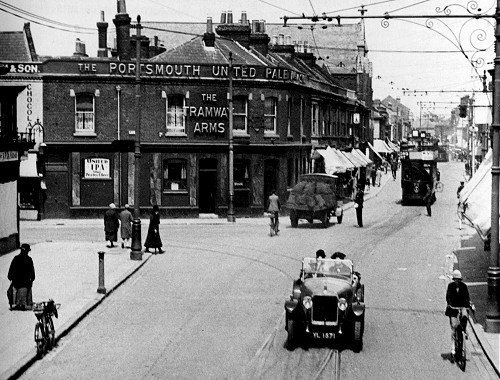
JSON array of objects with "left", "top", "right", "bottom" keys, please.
[{"left": 0, "top": 1, "right": 373, "bottom": 250}]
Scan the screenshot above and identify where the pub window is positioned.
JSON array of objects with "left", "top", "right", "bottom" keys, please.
[
  {"left": 163, "top": 159, "right": 187, "bottom": 192},
  {"left": 166, "top": 94, "right": 185, "bottom": 134},
  {"left": 311, "top": 102, "right": 319, "bottom": 137},
  {"left": 75, "top": 93, "right": 95, "bottom": 134},
  {"left": 264, "top": 97, "right": 277, "bottom": 134},
  {"left": 233, "top": 95, "right": 247, "bottom": 133}
]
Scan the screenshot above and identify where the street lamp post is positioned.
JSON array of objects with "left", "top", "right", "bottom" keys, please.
[
  {"left": 130, "top": 15, "right": 143, "bottom": 261},
  {"left": 227, "top": 52, "right": 235, "bottom": 223},
  {"left": 486, "top": 3, "right": 500, "bottom": 333}
]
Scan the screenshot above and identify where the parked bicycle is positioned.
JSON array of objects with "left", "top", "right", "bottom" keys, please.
[
  {"left": 267, "top": 212, "right": 279, "bottom": 237},
  {"left": 33, "top": 299, "right": 60, "bottom": 358}
]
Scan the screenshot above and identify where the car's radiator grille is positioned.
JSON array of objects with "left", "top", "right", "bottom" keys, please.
[{"left": 312, "top": 295, "right": 338, "bottom": 322}]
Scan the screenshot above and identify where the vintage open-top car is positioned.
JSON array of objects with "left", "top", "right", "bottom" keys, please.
[{"left": 284, "top": 257, "right": 365, "bottom": 351}]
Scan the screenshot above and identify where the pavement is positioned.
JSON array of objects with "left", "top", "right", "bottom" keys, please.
[{"left": 0, "top": 169, "right": 498, "bottom": 379}]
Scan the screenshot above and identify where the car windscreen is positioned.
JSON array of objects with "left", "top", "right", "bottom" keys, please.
[{"left": 303, "top": 258, "right": 352, "bottom": 279}]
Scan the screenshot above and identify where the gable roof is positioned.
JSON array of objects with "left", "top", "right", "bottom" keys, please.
[{"left": 0, "top": 23, "right": 37, "bottom": 61}]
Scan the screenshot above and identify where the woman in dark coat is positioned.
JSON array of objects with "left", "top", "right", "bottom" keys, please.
[
  {"left": 144, "top": 205, "right": 164, "bottom": 254},
  {"left": 8, "top": 243, "right": 35, "bottom": 310},
  {"left": 104, "top": 203, "right": 120, "bottom": 248}
]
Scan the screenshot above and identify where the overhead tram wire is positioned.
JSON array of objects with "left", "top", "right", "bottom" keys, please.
[
  {"left": 0, "top": 6, "right": 95, "bottom": 34},
  {"left": 0, "top": 0, "right": 95, "bottom": 32}
]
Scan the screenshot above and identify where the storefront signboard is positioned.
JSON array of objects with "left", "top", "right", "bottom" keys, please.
[{"left": 83, "top": 158, "right": 110, "bottom": 179}]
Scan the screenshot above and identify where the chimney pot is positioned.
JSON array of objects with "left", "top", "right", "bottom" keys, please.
[
  {"left": 278, "top": 34, "right": 284, "bottom": 45},
  {"left": 220, "top": 11, "right": 227, "bottom": 24},
  {"left": 227, "top": 11, "right": 233, "bottom": 24},
  {"left": 100, "top": 10, "right": 105, "bottom": 22},
  {"left": 259, "top": 20, "right": 265, "bottom": 33},
  {"left": 241, "top": 11, "right": 247, "bottom": 25},
  {"left": 207, "top": 17, "right": 213, "bottom": 33},
  {"left": 285, "top": 35, "right": 291, "bottom": 45},
  {"left": 252, "top": 20, "right": 259, "bottom": 33},
  {"left": 272, "top": 35, "right": 278, "bottom": 45}
]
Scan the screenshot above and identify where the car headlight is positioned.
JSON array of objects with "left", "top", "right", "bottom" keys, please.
[
  {"left": 293, "top": 288, "right": 301, "bottom": 298},
  {"left": 303, "top": 296, "right": 313, "bottom": 309},
  {"left": 338, "top": 298, "right": 347, "bottom": 311}
]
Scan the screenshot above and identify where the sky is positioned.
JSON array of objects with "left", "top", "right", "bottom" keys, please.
[{"left": 0, "top": 0, "right": 496, "bottom": 121}]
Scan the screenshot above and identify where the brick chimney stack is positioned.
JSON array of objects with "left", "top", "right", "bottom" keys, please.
[
  {"left": 216, "top": 11, "right": 251, "bottom": 49},
  {"left": 113, "top": 0, "right": 131, "bottom": 60},
  {"left": 249, "top": 18, "right": 270, "bottom": 56},
  {"left": 203, "top": 17, "right": 215, "bottom": 48},
  {"left": 73, "top": 38, "right": 88, "bottom": 57},
  {"left": 97, "top": 11, "right": 108, "bottom": 58}
]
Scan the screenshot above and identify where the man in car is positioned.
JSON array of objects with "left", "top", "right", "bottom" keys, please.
[{"left": 446, "top": 269, "right": 470, "bottom": 355}]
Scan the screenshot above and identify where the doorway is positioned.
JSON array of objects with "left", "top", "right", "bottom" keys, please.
[{"left": 199, "top": 158, "right": 218, "bottom": 214}]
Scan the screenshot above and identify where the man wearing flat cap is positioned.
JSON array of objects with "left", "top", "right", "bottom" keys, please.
[{"left": 8, "top": 243, "right": 35, "bottom": 310}]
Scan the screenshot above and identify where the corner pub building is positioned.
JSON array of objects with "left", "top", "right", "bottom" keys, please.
[{"left": 10, "top": 4, "right": 371, "bottom": 219}]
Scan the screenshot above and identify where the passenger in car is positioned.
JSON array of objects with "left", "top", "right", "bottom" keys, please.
[
  {"left": 330, "top": 251, "right": 346, "bottom": 260},
  {"left": 352, "top": 271, "right": 363, "bottom": 300}
]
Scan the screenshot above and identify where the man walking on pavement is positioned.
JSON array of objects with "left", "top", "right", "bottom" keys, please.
[{"left": 354, "top": 186, "right": 364, "bottom": 227}]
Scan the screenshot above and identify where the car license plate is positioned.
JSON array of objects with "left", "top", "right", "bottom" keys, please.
[{"left": 312, "top": 332, "right": 335, "bottom": 339}]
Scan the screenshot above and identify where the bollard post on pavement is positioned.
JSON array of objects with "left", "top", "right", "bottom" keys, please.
[{"left": 97, "top": 251, "right": 106, "bottom": 294}]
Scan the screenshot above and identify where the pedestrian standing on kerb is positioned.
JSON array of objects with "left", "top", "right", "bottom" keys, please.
[
  {"left": 423, "top": 184, "right": 433, "bottom": 217},
  {"left": 145, "top": 205, "right": 164, "bottom": 254},
  {"left": 119, "top": 204, "right": 133, "bottom": 249},
  {"left": 8, "top": 243, "right": 35, "bottom": 310},
  {"left": 354, "top": 187, "right": 364, "bottom": 227},
  {"left": 104, "top": 203, "right": 120, "bottom": 248}
]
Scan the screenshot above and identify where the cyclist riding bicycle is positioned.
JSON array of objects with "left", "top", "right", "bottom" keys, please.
[
  {"left": 267, "top": 189, "right": 281, "bottom": 233},
  {"left": 446, "top": 269, "right": 470, "bottom": 356}
]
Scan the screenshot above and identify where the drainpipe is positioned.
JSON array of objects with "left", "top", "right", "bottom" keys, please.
[{"left": 116, "top": 85, "right": 122, "bottom": 206}]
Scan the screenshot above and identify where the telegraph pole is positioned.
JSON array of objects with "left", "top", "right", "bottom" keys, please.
[{"left": 130, "top": 15, "right": 143, "bottom": 261}]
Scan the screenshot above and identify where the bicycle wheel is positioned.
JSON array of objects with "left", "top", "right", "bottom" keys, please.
[
  {"left": 455, "top": 327, "right": 466, "bottom": 371},
  {"left": 458, "top": 330, "right": 467, "bottom": 371},
  {"left": 34, "top": 323, "right": 46, "bottom": 358},
  {"left": 47, "top": 317, "right": 55, "bottom": 348}
]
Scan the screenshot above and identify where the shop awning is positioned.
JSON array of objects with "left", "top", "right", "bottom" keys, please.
[
  {"left": 367, "top": 142, "right": 384, "bottom": 161},
  {"left": 459, "top": 149, "right": 495, "bottom": 240},
  {"left": 353, "top": 148, "right": 373, "bottom": 165},
  {"left": 373, "top": 139, "right": 393, "bottom": 154},
  {"left": 332, "top": 148, "right": 355, "bottom": 171},
  {"left": 386, "top": 139, "right": 399, "bottom": 152},
  {"left": 342, "top": 150, "right": 365, "bottom": 167},
  {"left": 316, "top": 146, "right": 347, "bottom": 174},
  {"left": 19, "top": 152, "right": 39, "bottom": 178}
]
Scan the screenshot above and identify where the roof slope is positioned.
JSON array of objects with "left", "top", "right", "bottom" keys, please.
[
  {"left": 0, "top": 23, "right": 37, "bottom": 61},
  {"left": 142, "top": 20, "right": 369, "bottom": 74}
]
